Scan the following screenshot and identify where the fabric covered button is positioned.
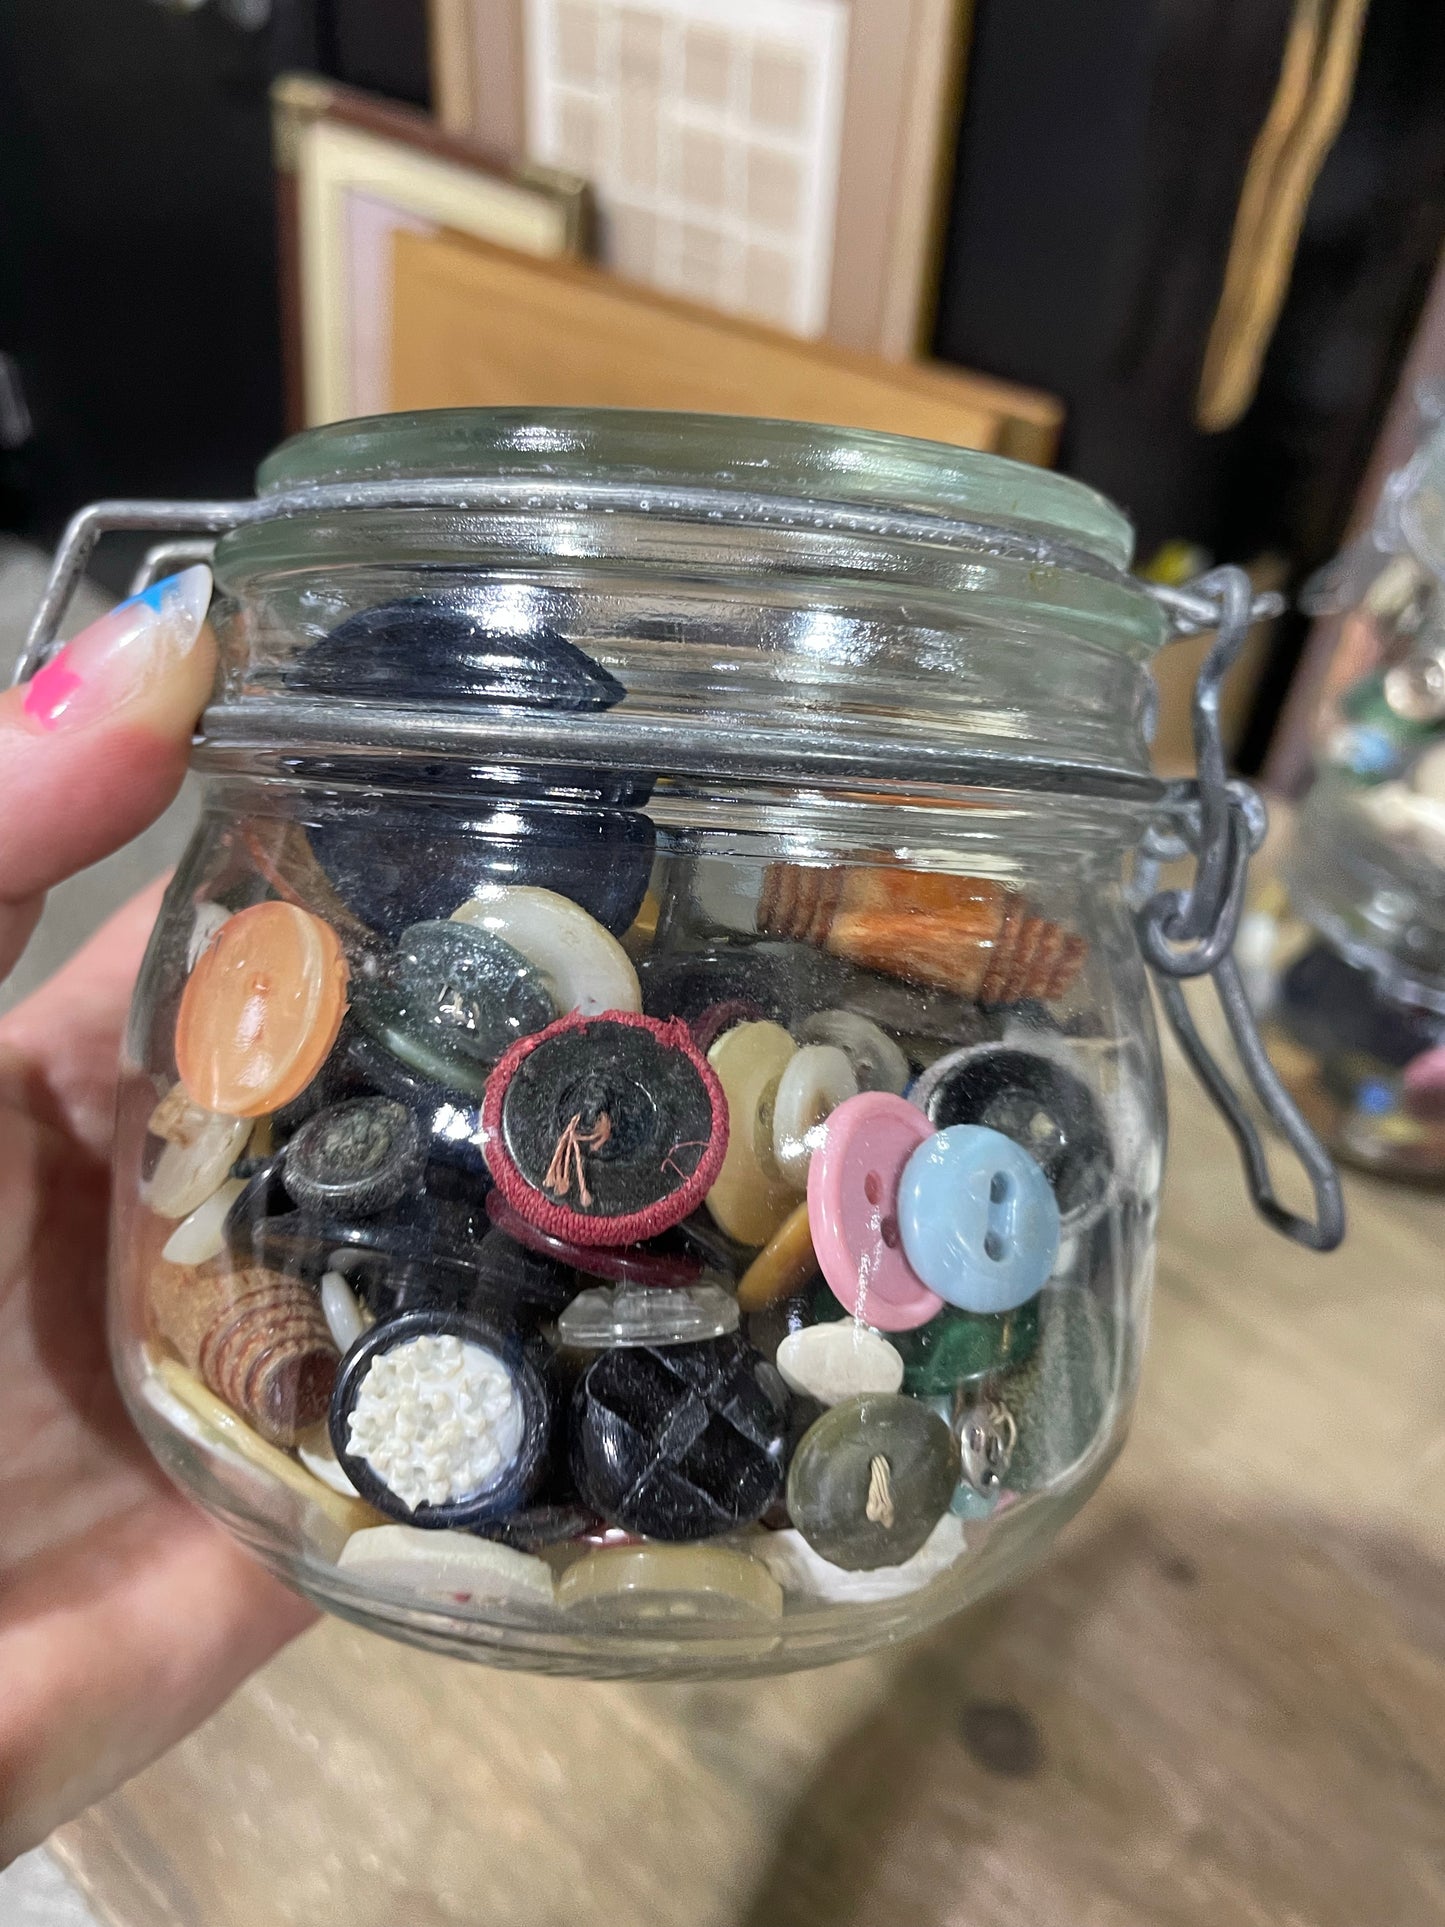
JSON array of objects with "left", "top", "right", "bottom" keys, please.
[
  {"left": 704, "top": 1020, "right": 798, "bottom": 1246},
  {"left": 175, "top": 901, "right": 350, "bottom": 1118},
  {"left": 451, "top": 885, "right": 641, "bottom": 1017},
  {"left": 570, "top": 1333, "right": 788, "bottom": 1539},
  {"left": 142, "top": 1086, "right": 251, "bottom": 1220},
  {"left": 785, "top": 1394, "right": 960, "bottom": 1570},
  {"left": 282, "top": 1097, "right": 425, "bottom": 1216},
  {"left": 772, "top": 1043, "right": 859, "bottom": 1187},
  {"left": 330, "top": 1308, "right": 551, "bottom": 1527},
  {"left": 484, "top": 1012, "right": 727, "bottom": 1246},
  {"left": 806, "top": 1092, "right": 943, "bottom": 1332},
  {"left": 485, "top": 1189, "right": 704, "bottom": 1289},
  {"left": 774, "top": 1323, "right": 904, "bottom": 1406},
  {"left": 355, "top": 920, "right": 556, "bottom": 1097},
  {"left": 898, "top": 1124, "right": 1060, "bottom": 1313},
  {"left": 555, "top": 1543, "right": 783, "bottom": 1624},
  {"left": 913, "top": 1042, "right": 1111, "bottom": 1228},
  {"left": 799, "top": 1009, "right": 909, "bottom": 1095},
  {"left": 556, "top": 1280, "right": 741, "bottom": 1349},
  {"left": 893, "top": 1297, "right": 1040, "bottom": 1396}
]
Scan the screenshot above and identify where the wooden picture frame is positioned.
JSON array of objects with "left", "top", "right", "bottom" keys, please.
[
  {"left": 272, "top": 73, "right": 587, "bottom": 429},
  {"left": 383, "top": 221, "right": 1061, "bottom": 460},
  {"left": 428, "top": 0, "right": 970, "bottom": 357}
]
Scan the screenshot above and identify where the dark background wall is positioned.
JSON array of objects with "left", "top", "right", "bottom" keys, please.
[{"left": 0, "top": 0, "right": 428, "bottom": 583}]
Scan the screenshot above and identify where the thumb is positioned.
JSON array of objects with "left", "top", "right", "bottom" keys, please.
[{"left": 0, "top": 566, "right": 217, "bottom": 978}]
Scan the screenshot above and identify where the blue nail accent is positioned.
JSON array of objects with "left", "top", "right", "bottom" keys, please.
[{"left": 897, "top": 1124, "right": 1060, "bottom": 1314}]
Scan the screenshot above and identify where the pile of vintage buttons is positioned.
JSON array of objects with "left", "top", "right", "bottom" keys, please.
[{"left": 137, "top": 605, "right": 1119, "bottom": 1626}]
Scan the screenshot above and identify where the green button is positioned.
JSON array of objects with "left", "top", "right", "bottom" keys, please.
[
  {"left": 786, "top": 1395, "right": 960, "bottom": 1571},
  {"left": 894, "top": 1298, "right": 1040, "bottom": 1396},
  {"left": 995, "top": 1286, "right": 1112, "bottom": 1491}
]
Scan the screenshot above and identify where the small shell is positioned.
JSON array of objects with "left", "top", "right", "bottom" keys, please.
[{"left": 758, "top": 864, "right": 1086, "bottom": 1004}]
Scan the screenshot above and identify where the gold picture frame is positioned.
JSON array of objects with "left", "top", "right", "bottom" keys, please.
[
  {"left": 428, "top": 0, "right": 970, "bottom": 357},
  {"left": 272, "top": 73, "right": 587, "bottom": 428}
]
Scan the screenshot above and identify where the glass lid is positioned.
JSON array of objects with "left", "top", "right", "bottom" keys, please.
[{"left": 255, "top": 409, "right": 1137, "bottom": 575}]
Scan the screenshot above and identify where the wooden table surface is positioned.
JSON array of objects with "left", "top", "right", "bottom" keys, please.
[{"left": 51, "top": 1035, "right": 1445, "bottom": 1927}]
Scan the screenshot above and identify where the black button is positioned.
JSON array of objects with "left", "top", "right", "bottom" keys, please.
[
  {"left": 486, "top": 1014, "right": 726, "bottom": 1246},
  {"left": 286, "top": 598, "right": 629, "bottom": 710},
  {"left": 283, "top": 1097, "right": 425, "bottom": 1216},
  {"left": 354, "top": 920, "right": 557, "bottom": 1096},
  {"left": 340, "top": 1025, "right": 489, "bottom": 1181},
  {"left": 639, "top": 940, "right": 850, "bottom": 1030},
  {"left": 570, "top": 1334, "right": 789, "bottom": 1539},
  {"left": 306, "top": 798, "right": 656, "bottom": 939},
  {"left": 914, "top": 1043, "right": 1112, "bottom": 1228}
]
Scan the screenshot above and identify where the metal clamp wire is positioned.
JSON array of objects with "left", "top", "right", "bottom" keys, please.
[{"left": 1154, "top": 957, "right": 1346, "bottom": 1251}]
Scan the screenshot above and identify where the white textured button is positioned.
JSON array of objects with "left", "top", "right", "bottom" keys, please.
[
  {"left": 161, "top": 1177, "right": 247, "bottom": 1265},
  {"left": 774, "top": 1322, "right": 904, "bottom": 1404},
  {"left": 772, "top": 1043, "right": 859, "bottom": 1186},
  {"left": 450, "top": 884, "right": 641, "bottom": 1015},
  {"left": 800, "top": 1008, "right": 910, "bottom": 1094}
]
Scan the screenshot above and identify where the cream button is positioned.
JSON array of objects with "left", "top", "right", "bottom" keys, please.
[
  {"left": 775, "top": 1322, "right": 905, "bottom": 1405},
  {"left": 160, "top": 1177, "right": 247, "bottom": 1264},
  {"left": 142, "top": 1089, "right": 251, "bottom": 1220},
  {"left": 772, "top": 1042, "right": 859, "bottom": 1186},
  {"left": 555, "top": 1543, "right": 783, "bottom": 1624},
  {"left": 800, "top": 1008, "right": 909, "bottom": 1094},
  {"left": 451, "top": 884, "right": 641, "bottom": 1015},
  {"left": 704, "top": 1019, "right": 797, "bottom": 1245}
]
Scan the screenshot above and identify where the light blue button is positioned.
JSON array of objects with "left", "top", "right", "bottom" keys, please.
[{"left": 897, "top": 1124, "right": 1060, "bottom": 1314}]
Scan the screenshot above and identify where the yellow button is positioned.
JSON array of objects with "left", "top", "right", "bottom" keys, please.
[
  {"left": 175, "top": 901, "right": 350, "bottom": 1117},
  {"left": 705, "top": 1019, "right": 797, "bottom": 1245},
  {"left": 737, "top": 1199, "right": 818, "bottom": 1310}
]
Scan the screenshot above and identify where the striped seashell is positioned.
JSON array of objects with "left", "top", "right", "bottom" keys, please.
[
  {"left": 147, "top": 1260, "right": 338, "bottom": 1447},
  {"left": 758, "top": 864, "right": 1086, "bottom": 1005}
]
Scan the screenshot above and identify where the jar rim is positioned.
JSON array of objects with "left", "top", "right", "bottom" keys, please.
[{"left": 254, "top": 407, "right": 1136, "bottom": 574}]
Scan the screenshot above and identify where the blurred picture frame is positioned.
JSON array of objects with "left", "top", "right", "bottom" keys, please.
[
  {"left": 427, "top": 0, "right": 969, "bottom": 357},
  {"left": 272, "top": 74, "right": 587, "bottom": 428}
]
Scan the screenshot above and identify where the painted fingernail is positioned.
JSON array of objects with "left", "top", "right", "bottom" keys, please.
[{"left": 21, "top": 564, "right": 212, "bottom": 732}]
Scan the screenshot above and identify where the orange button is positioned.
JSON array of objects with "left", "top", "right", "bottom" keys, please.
[{"left": 175, "top": 901, "right": 349, "bottom": 1117}]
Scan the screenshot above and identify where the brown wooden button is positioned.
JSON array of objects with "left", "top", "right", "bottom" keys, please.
[{"left": 176, "top": 901, "right": 350, "bottom": 1117}]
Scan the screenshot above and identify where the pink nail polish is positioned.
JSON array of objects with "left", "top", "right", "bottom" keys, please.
[{"left": 21, "top": 564, "right": 212, "bottom": 732}]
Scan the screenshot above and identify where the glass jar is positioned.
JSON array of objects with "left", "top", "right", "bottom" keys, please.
[
  {"left": 20, "top": 411, "right": 1340, "bottom": 1678},
  {"left": 1248, "top": 773, "right": 1445, "bottom": 1182}
]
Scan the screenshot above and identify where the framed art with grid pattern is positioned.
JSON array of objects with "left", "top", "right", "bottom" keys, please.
[{"left": 429, "top": 0, "right": 971, "bottom": 356}]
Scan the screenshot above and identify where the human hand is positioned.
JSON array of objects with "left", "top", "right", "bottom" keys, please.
[{"left": 0, "top": 570, "right": 313, "bottom": 1863}]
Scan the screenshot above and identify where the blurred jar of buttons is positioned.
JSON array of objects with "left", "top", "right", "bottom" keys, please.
[{"left": 1243, "top": 770, "right": 1445, "bottom": 1182}]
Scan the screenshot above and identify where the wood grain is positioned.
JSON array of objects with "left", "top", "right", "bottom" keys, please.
[
  {"left": 386, "top": 225, "right": 1062, "bottom": 459},
  {"left": 50, "top": 1019, "right": 1445, "bottom": 1927}
]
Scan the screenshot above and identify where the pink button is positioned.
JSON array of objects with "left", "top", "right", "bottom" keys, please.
[{"left": 807, "top": 1093, "right": 944, "bottom": 1332}]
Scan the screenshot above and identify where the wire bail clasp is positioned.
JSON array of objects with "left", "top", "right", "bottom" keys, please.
[{"left": 1138, "top": 567, "right": 1345, "bottom": 1252}]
